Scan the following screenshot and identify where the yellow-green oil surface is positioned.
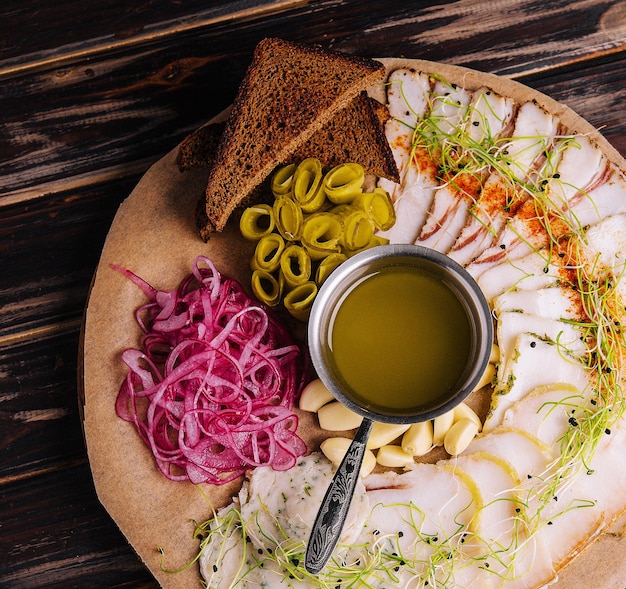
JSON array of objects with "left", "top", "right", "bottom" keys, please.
[{"left": 329, "top": 265, "right": 472, "bottom": 414}]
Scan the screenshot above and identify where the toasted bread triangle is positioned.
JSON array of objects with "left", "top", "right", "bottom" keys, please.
[
  {"left": 178, "top": 94, "right": 398, "bottom": 181},
  {"left": 201, "top": 37, "right": 386, "bottom": 236}
]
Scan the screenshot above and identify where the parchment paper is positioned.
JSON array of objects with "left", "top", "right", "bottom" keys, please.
[{"left": 82, "top": 59, "right": 626, "bottom": 589}]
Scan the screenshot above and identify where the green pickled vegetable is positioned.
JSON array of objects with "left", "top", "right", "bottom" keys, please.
[
  {"left": 239, "top": 204, "right": 275, "bottom": 240},
  {"left": 292, "top": 158, "right": 327, "bottom": 213},
  {"left": 271, "top": 163, "right": 297, "bottom": 197},
  {"left": 316, "top": 253, "right": 347, "bottom": 285},
  {"left": 279, "top": 244, "right": 311, "bottom": 290},
  {"left": 347, "top": 234, "right": 390, "bottom": 257},
  {"left": 330, "top": 205, "right": 375, "bottom": 252},
  {"left": 354, "top": 187, "right": 397, "bottom": 231},
  {"left": 283, "top": 281, "right": 318, "bottom": 321},
  {"left": 323, "top": 162, "right": 365, "bottom": 204},
  {"left": 301, "top": 212, "right": 343, "bottom": 260},
  {"left": 273, "top": 197, "right": 303, "bottom": 241},
  {"left": 251, "top": 233, "right": 285, "bottom": 273},
  {"left": 250, "top": 270, "right": 282, "bottom": 307}
]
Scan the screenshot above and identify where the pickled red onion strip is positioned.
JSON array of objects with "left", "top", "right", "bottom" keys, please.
[{"left": 114, "top": 256, "right": 307, "bottom": 485}]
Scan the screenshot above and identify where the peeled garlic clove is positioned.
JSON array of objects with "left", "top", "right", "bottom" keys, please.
[
  {"left": 317, "top": 401, "right": 363, "bottom": 431},
  {"left": 444, "top": 418, "right": 480, "bottom": 456},
  {"left": 489, "top": 343, "right": 500, "bottom": 364},
  {"left": 433, "top": 409, "right": 455, "bottom": 446},
  {"left": 472, "top": 362, "right": 496, "bottom": 392},
  {"left": 453, "top": 402, "right": 483, "bottom": 432},
  {"left": 299, "top": 379, "right": 334, "bottom": 413},
  {"left": 376, "top": 445, "right": 414, "bottom": 468},
  {"left": 366, "top": 422, "right": 411, "bottom": 450},
  {"left": 401, "top": 420, "right": 434, "bottom": 456},
  {"left": 320, "top": 437, "right": 376, "bottom": 476}
]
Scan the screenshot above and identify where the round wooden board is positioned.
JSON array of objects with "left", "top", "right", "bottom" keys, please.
[{"left": 81, "top": 59, "right": 626, "bottom": 589}]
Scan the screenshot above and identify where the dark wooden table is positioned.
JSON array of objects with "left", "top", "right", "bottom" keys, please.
[{"left": 1, "top": 1, "right": 624, "bottom": 587}]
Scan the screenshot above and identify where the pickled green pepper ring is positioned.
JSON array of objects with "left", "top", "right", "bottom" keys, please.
[
  {"left": 239, "top": 204, "right": 275, "bottom": 240},
  {"left": 274, "top": 197, "right": 303, "bottom": 241},
  {"left": 250, "top": 270, "right": 282, "bottom": 307},
  {"left": 293, "top": 158, "right": 326, "bottom": 213},
  {"left": 323, "top": 162, "right": 365, "bottom": 204},
  {"left": 301, "top": 212, "right": 343, "bottom": 260},
  {"left": 283, "top": 281, "right": 318, "bottom": 322},
  {"left": 271, "top": 162, "right": 297, "bottom": 197},
  {"left": 279, "top": 244, "right": 312, "bottom": 290},
  {"left": 251, "top": 233, "right": 286, "bottom": 273}
]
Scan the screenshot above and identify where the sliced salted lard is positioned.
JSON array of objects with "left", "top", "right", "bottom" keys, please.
[
  {"left": 381, "top": 69, "right": 431, "bottom": 172},
  {"left": 475, "top": 247, "right": 566, "bottom": 302},
  {"left": 362, "top": 461, "right": 480, "bottom": 582},
  {"left": 578, "top": 213, "right": 626, "bottom": 279},
  {"left": 465, "top": 156, "right": 625, "bottom": 279},
  {"left": 500, "top": 383, "right": 587, "bottom": 448},
  {"left": 446, "top": 452, "right": 520, "bottom": 547},
  {"left": 446, "top": 101, "right": 560, "bottom": 266},
  {"left": 200, "top": 454, "right": 371, "bottom": 589},
  {"left": 561, "top": 166, "right": 626, "bottom": 227},
  {"left": 462, "top": 426, "right": 553, "bottom": 480},
  {"left": 377, "top": 160, "right": 440, "bottom": 243},
  {"left": 415, "top": 179, "right": 477, "bottom": 251},
  {"left": 541, "top": 135, "right": 605, "bottom": 211},
  {"left": 416, "top": 87, "right": 515, "bottom": 252},
  {"left": 451, "top": 530, "right": 555, "bottom": 589},
  {"left": 446, "top": 449, "right": 557, "bottom": 589},
  {"left": 377, "top": 116, "right": 441, "bottom": 243},
  {"left": 429, "top": 78, "right": 473, "bottom": 136},
  {"left": 495, "top": 310, "right": 586, "bottom": 362},
  {"left": 379, "top": 69, "right": 432, "bottom": 202},
  {"left": 379, "top": 75, "right": 473, "bottom": 244},
  {"left": 364, "top": 461, "right": 480, "bottom": 543},
  {"left": 485, "top": 333, "right": 590, "bottom": 432},
  {"left": 499, "top": 101, "right": 561, "bottom": 182},
  {"left": 386, "top": 68, "right": 432, "bottom": 127},
  {"left": 199, "top": 505, "right": 248, "bottom": 589},
  {"left": 523, "top": 418, "right": 626, "bottom": 581},
  {"left": 475, "top": 211, "right": 626, "bottom": 302},
  {"left": 493, "top": 287, "right": 582, "bottom": 320},
  {"left": 464, "top": 86, "right": 516, "bottom": 144},
  {"left": 239, "top": 453, "right": 370, "bottom": 551}
]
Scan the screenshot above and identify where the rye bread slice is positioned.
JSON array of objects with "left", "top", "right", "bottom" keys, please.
[
  {"left": 291, "top": 92, "right": 399, "bottom": 182},
  {"left": 178, "top": 94, "right": 398, "bottom": 181},
  {"left": 200, "top": 37, "right": 386, "bottom": 237},
  {"left": 176, "top": 121, "right": 226, "bottom": 172}
]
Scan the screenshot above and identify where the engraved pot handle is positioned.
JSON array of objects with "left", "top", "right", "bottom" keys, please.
[{"left": 304, "top": 418, "right": 374, "bottom": 574}]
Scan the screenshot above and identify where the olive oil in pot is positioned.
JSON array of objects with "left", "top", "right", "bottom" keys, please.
[{"left": 329, "top": 265, "right": 472, "bottom": 414}]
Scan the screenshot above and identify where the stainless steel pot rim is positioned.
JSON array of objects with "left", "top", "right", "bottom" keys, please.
[{"left": 307, "top": 243, "right": 494, "bottom": 424}]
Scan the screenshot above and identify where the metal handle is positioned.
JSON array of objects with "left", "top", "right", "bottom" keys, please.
[{"left": 304, "top": 417, "right": 374, "bottom": 574}]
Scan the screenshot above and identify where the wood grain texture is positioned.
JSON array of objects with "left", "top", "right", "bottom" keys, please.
[
  {"left": 1, "top": 0, "right": 624, "bottom": 199},
  {"left": 0, "top": 0, "right": 305, "bottom": 74},
  {"left": 0, "top": 176, "right": 139, "bottom": 339},
  {"left": 0, "top": 462, "right": 158, "bottom": 588},
  {"left": 0, "top": 0, "right": 624, "bottom": 586}
]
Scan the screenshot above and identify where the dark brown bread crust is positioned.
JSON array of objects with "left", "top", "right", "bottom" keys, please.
[
  {"left": 292, "top": 93, "right": 399, "bottom": 182},
  {"left": 178, "top": 94, "right": 398, "bottom": 182},
  {"left": 176, "top": 122, "right": 226, "bottom": 172},
  {"left": 196, "top": 182, "right": 271, "bottom": 242},
  {"left": 200, "top": 37, "right": 386, "bottom": 237}
]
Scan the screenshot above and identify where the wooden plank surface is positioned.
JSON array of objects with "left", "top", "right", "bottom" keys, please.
[
  {"left": 0, "top": 0, "right": 624, "bottom": 586},
  {"left": 2, "top": 0, "right": 624, "bottom": 199}
]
